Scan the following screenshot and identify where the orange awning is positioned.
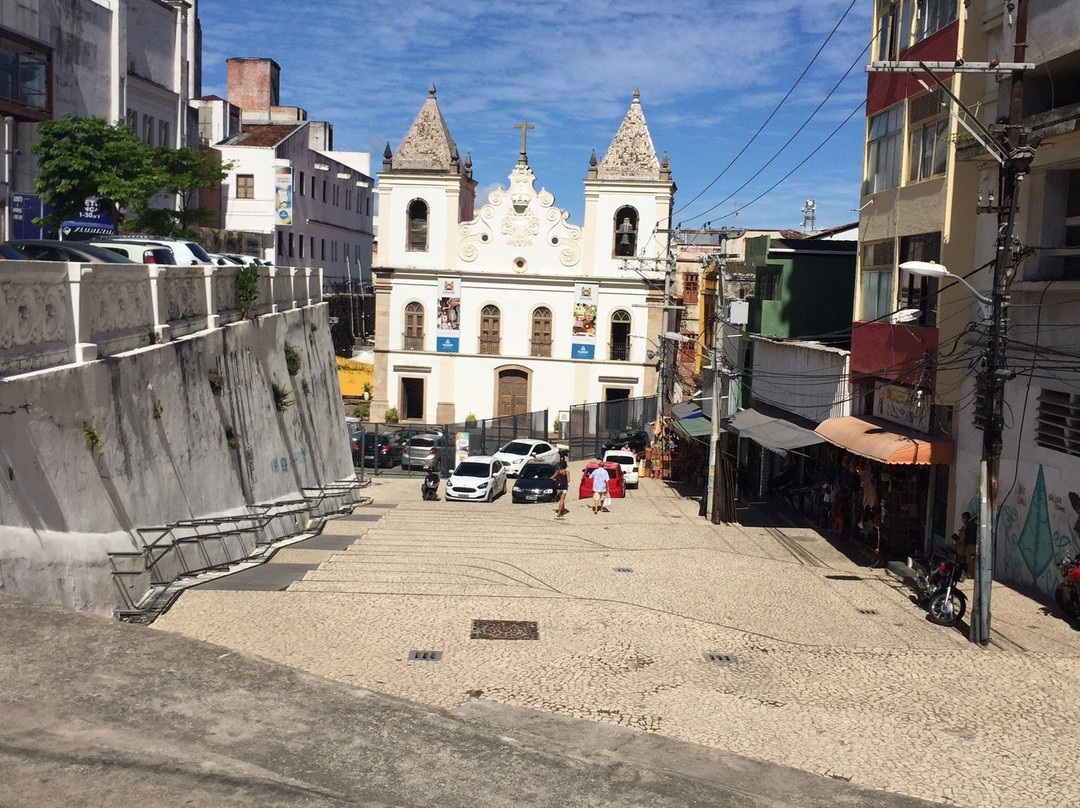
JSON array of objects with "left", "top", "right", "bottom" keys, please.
[{"left": 814, "top": 416, "right": 954, "bottom": 465}]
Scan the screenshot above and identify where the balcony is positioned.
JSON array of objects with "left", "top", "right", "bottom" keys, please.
[
  {"left": 402, "top": 334, "right": 424, "bottom": 351},
  {"left": 609, "top": 341, "right": 631, "bottom": 361},
  {"left": 478, "top": 337, "right": 500, "bottom": 355},
  {"left": 530, "top": 339, "right": 552, "bottom": 358}
]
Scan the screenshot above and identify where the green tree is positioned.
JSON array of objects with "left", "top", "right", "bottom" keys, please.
[
  {"left": 32, "top": 115, "right": 161, "bottom": 230},
  {"left": 32, "top": 115, "right": 231, "bottom": 237},
  {"left": 129, "top": 146, "right": 231, "bottom": 237}
]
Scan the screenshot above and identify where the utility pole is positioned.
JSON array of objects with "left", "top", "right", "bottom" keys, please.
[
  {"left": 868, "top": 5, "right": 1036, "bottom": 644},
  {"left": 973, "top": 0, "right": 1034, "bottom": 645},
  {"left": 678, "top": 227, "right": 743, "bottom": 523}
]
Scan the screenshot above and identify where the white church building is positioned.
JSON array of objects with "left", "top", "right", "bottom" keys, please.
[{"left": 371, "top": 86, "right": 675, "bottom": 425}]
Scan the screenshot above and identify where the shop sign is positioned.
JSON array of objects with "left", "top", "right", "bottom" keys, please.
[{"left": 874, "top": 383, "right": 930, "bottom": 433}]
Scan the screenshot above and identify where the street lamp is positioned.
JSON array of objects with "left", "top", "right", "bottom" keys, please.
[{"left": 900, "top": 259, "right": 997, "bottom": 645}]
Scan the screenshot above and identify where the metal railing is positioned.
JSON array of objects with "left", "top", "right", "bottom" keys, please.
[
  {"left": 565, "top": 395, "right": 658, "bottom": 460},
  {"left": 402, "top": 333, "right": 424, "bottom": 351}
]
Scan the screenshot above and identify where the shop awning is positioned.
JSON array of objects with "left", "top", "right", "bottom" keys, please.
[
  {"left": 724, "top": 408, "right": 825, "bottom": 456},
  {"left": 814, "top": 415, "right": 954, "bottom": 465},
  {"left": 669, "top": 414, "right": 712, "bottom": 441}
]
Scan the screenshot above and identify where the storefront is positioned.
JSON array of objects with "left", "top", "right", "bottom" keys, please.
[{"left": 814, "top": 414, "right": 954, "bottom": 560}]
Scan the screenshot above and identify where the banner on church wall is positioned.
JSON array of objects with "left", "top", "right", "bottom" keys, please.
[
  {"left": 436, "top": 277, "right": 461, "bottom": 353},
  {"left": 571, "top": 282, "right": 598, "bottom": 360}
]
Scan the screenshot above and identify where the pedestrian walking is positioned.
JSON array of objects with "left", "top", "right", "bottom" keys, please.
[
  {"left": 553, "top": 459, "right": 570, "bottom": 517},
  {"left": 589, "top": 463, "right": 610, "bottom": 514}
]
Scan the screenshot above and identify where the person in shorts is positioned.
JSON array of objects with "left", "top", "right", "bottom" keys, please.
[
  {"left": 553, "top": 459, "right": 570, "bottom": 517},
  {"left": 589, "top": 463, "right": 610, "bottom": 514}
]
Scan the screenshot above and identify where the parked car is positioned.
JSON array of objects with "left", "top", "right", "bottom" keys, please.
[
  {"left": 602, "top": 449, "right": 639, "bottom": 489},
  {"left": 492, "top": 438, "right": 561, "bottom": 477},
  {"left": 0, "top": 243, "right": 30, "bottom": 259},
  {"left": 511, "top": 462, "right": 558, "bottom": 504},
  {"left": 91, "top": 241, "right": 177, "bottom": 264},
  {"left": 223, "top": 253, "right": 270, "bottom": 266},
  {"left": 207, "top": 252, "right": 244, "bottom": 266},
  {"left": 10, "top": 239, "right": 136, "bottom": 263},
  {"left": 402, "top": 433, "right": 446, "bottom": 470},
  {"left": 577, "top": 460, "right": 626, "bottom": 500},
  {"left": 445, "top": 456, "right": 507, "bottom": 502},
  {"left": 353, "top": 433, "right": 402, "bottom": 468},
  {"left": 600, "top": 428, "right": 651, "bottom": 455},
  {"left": 90, "top": 236, "right": 212, "bottom": 266}
]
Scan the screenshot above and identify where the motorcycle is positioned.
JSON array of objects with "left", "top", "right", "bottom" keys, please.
[
  {"left": 421, "top": 469, "right": 440, "bottom": 501},
  {"left": 1055, "top": 556, "right": 1080, "bottom": 622},
  {"left": 911, "top": 551, "right": 968, "bottom": 626}
]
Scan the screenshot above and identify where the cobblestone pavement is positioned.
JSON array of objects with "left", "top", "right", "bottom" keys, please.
[{"left": 154, "top": 475, "right": 1080, "bottom": 808}]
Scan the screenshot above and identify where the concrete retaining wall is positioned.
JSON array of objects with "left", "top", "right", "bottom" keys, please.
[{"left": 0, "top": 304, "right": 354, "bottom": 614}]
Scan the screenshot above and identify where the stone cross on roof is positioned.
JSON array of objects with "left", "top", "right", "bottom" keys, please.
[{"left": 515, "top": 120, "right": 534, "bottom": 165}]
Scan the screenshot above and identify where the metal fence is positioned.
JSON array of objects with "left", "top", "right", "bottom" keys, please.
[
  {"left": 565, "top": 395, "right": 658, "bottom": 461},
  {"left": 352, "top": 409, "right": 549, "bottom": 477}
]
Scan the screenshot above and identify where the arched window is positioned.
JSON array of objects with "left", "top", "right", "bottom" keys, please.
[
  {"left": 479, "top": 305, "right": 501, "bottom": 354},
  {"left": 531, "top": 307, "right": 552, "bottom": 357},
  {"left": 609, "top": 309, "right": 631, "bottom": 360},
  {"left": 613, "top": 206, "right": 638, "bottom": 257},
  {"left": 407, "top": 199, "right": 428, "bottom": 251},
  {"left": 404, "top": 302, "right": 425, "bottom": 350}
]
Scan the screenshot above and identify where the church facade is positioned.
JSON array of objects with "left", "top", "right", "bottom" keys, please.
[{"left": 370, "top": 87, "right": 675, "bottom": 426}]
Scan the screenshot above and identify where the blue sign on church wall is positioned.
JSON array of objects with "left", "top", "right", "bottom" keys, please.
[
  {"left": 572, "top": 343, "right": 595, "bottom": 360},
  {"left": 437, "top": 336, "right": 459, "bottom": 353}
]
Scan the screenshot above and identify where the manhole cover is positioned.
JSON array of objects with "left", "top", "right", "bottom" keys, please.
[
  {"left": 613, "top": 567, "right": 634, "bottom": 573},
  {"left": 408, "top": 650, "right": 443, "bottom": 661},
  {"left": 704, "top": 652, "right": 738, "bottom": 665},
  {"left": 471, "top": 619, "right": 539, "bottom": 640}
]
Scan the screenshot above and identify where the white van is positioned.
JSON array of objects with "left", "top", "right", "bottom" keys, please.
[{"left": 90, "top": 236, "right": 212, "bottom": 266}]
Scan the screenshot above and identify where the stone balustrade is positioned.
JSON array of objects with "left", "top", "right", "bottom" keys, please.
[{"left": 0, "top": 261, "right": 323, "bottom": 377}]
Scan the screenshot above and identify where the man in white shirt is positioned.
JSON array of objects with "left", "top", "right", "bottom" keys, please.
[{"left": 589, "top": 464, "right": 610, "bottom": 514}]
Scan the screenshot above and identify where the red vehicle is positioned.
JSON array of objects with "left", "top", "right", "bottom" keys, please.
[
  {"left": 578, "top": 460, "right": 626, "bottom": 500},
  {"left": 1055, "top": 555, "right": 1080, "bottom": 622}
]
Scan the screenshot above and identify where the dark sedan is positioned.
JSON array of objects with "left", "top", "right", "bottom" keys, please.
[
  {"left": 511, "top": 462, "right": 558, "bottom": 504},
  {"left": 11, "top": 240, "right": 136, "bottom": 263},
  {"left": 600, "top": 428, "right": 651, "bottom": 454},
  {"left": 352, "top": 432, "right": 402, "bottom": 468},
  {"left": 0, "top": 243, "right": 30, "bottom": 259}
]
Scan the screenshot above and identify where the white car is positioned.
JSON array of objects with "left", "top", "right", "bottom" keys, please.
[
  {"left": 492, "top": 438, "right": 561, "bottom": 477},
  {"left": 603, "top": 449, "right": 640, "bottom": 489},
  {"left": 445, "top": 456, "right": 508, "bottom": 502}
]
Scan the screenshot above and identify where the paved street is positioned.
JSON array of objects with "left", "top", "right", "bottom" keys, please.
[{"left": 154, "top": 475, "right": 1080, "bottom": 808}]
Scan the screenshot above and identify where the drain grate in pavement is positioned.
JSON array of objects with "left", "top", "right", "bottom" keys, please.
[
  {"left": 613, "top": 567, "right": 634, "bottom": 573},
  {"left": 704, "top": 652, "right": 738, "bottom": 665},
  {"left": 857, "top": 608, "right": 879, "bottom": 615},
  {"left": 825, "top": 574, "right": 863, "bottom": 581},
  {"left": 470, "top": 619, "right": 539, "bottom": 640},
  {"left": 408, "top": 650, "right": 443, "bottom": 661}
]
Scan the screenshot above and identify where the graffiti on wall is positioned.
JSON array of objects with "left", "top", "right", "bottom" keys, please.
[{"left": 968, "top": 465, "right": 1080, "bottom": 599}]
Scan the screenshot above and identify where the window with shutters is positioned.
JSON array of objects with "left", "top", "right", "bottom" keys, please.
[
  {"left": 1036, "top": 388, "right": 1080, "bottom": 457},
  {"left": 683, "top": 272, "right": 699, "bottom": 305},
  {"left": 860, "top": 239, "right": 895, "bottom": 321},
  {"left": 908, "top": 91, "right": 949, "bottom": 183},
  {"left": 404, "top": 302, "right": 425, "bottom": 350},
  {"left": 236, "top": 174, "right": 255, "bottom": 199},
  {"left": 479, "top": 305, "right": 501, "bottom": 354},
  {"left": 531, "top": 307, "right": 552, "bottom": 357}
]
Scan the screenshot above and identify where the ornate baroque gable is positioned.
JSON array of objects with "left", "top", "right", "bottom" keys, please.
[
  {"left": 458, "top": 163, "right": 583, "bottom": 269},
  {"left": 597, "top": 89, "right": 661, "bottom": 180}
]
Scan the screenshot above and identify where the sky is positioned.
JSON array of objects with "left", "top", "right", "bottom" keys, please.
[{"left": 197, "top": 0, "right": 873, "bottom": 233}]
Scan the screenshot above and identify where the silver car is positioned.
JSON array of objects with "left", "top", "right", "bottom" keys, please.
[{"left": 402, "top": 434, "right": 446, "bottom": 470}]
